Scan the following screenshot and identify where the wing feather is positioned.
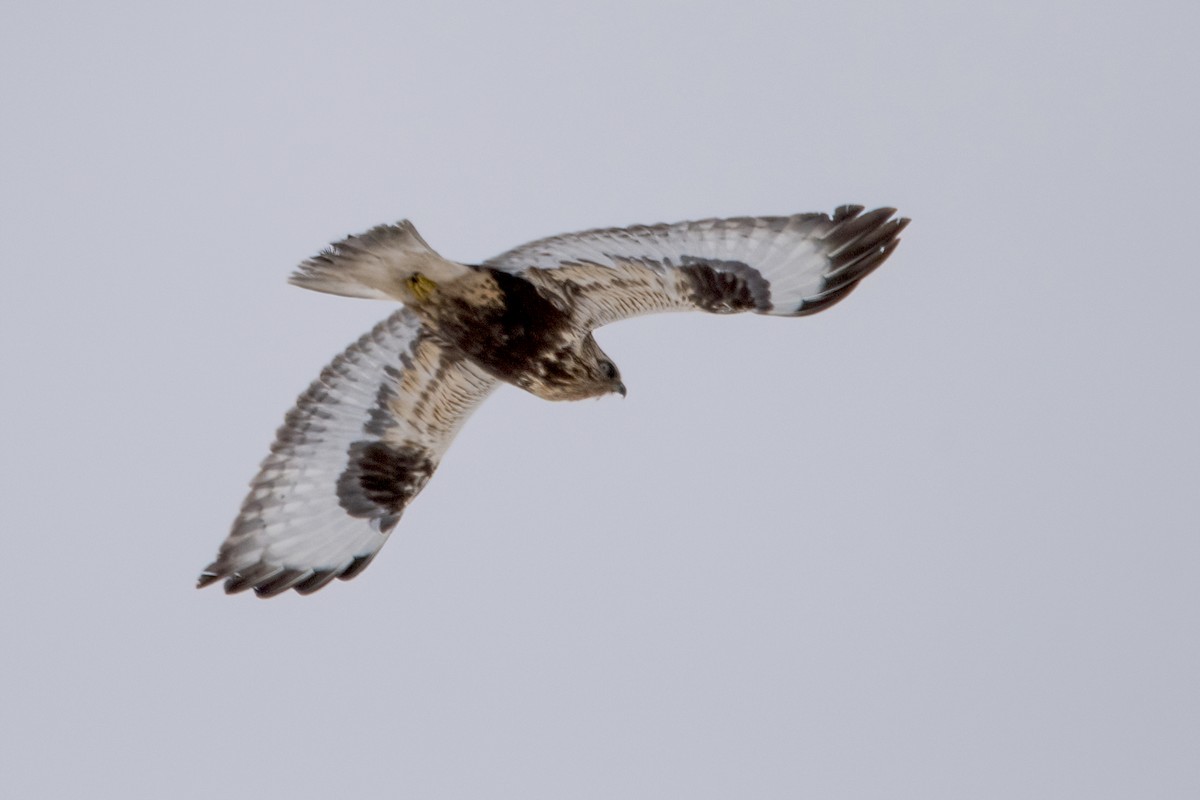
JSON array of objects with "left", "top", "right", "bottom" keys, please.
[
  {"left": 198, "top": 309, "right": 497, "bottom": 597},
  {"left": 484, "top": 205, "right": 907, "bottom": 327}
]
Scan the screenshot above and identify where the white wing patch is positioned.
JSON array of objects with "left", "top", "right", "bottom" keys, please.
[
  {"left": 203, "top": 205, "right": 906, "bottom": 599},
  {"left": 198, "top": 310, "right": 496, "bottom": 597},
  {"left": 484, "top": 206, "right": 907, "bottom": 327}
]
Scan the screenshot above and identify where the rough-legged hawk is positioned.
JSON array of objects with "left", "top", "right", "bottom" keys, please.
[{"left": 198, "top": 206, "right": 908, "bottom": 597}]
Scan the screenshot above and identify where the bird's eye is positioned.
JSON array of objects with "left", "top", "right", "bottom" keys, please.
[{"left": 601, "top": 361, "right": 618, "bottom": 380}]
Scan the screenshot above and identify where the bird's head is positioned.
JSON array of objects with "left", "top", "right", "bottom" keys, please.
[{"left": 521, "top": 334, "right": 625, "bottom": 401}]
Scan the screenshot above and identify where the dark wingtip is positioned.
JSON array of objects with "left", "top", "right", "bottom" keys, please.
[
  {"left": 222, "top": 564, "right": 281, "bottom": 595},
  {"left": 831, "top": 204, "right": 866, "bottom": 223},
  {"left": 196, "top": 571, "right": 221, "bottom": 589},
  {"left": 197, "top": 552, "right": 379, "bottom": 598},
  {"left": 293, "top": 569, "right": 338, "bottom": 595},
  {"left": 252, "top": 569, "right": 310, "bottom": 598},
  {"left": 794, "top": 207, "right": 907, "bottom": 317},
  {"left": 338, "top": 552, "right": 377, "bottom": 582}
]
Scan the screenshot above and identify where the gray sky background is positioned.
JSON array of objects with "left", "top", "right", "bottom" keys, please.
[{"left": 2, "top": 2, "right": 1197, "bottom": 797}]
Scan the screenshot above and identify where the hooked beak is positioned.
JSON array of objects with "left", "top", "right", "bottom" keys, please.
[{"left": 616, "top": 382, "right": 627, "bottom": 398}]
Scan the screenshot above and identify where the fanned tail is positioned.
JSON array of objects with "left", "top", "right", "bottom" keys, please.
[{"left": 290, "top": 220, "right": 471, "bottom": 300}]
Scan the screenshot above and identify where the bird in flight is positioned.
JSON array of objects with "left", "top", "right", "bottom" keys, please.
[{"left": 198, "top": 205, "right": 908, "bottom": 597}]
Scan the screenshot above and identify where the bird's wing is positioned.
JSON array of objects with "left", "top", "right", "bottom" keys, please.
[
  {"left": 198, "top": 309, "right": 497, "bottom": 597},
  {"left": 484, "top": 206, "right": 907, "bottom": 328}
]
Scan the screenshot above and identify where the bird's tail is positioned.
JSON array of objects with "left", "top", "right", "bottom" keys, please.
[{"left": 290, "top": 220, "right": 471, "bottom": 300}]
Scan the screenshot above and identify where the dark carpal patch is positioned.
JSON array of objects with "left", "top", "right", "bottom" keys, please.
[
  {"left": 678, "top": 257, "right": 772, "bottom": 313},
  {"left": 336, "top": 441, "right": 434, "bottom": 532}
]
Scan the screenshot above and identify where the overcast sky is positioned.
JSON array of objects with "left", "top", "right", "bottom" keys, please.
[{"left": 2, "top": 2, "right": 1197, "bottom": 798}]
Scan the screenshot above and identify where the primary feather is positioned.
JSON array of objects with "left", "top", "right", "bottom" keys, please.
[{"left": 200, "top": 205, "right": 907, "bottom": 597}]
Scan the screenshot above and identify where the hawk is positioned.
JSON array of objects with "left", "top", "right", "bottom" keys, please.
[{"left": 199, "top": 205, "right": 908, "bottom": 597}]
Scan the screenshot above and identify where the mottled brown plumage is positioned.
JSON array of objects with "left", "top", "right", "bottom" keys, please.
[{"left": 199, "top": 206, "right": 907, "bottom": 597}]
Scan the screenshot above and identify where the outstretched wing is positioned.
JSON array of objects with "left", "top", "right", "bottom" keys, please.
[
  {"left": 484, "top": 205, "right": 907, "bottom": 328},
  {"left": 198, "top": 309, "right": 497, "bottom": 597}
]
